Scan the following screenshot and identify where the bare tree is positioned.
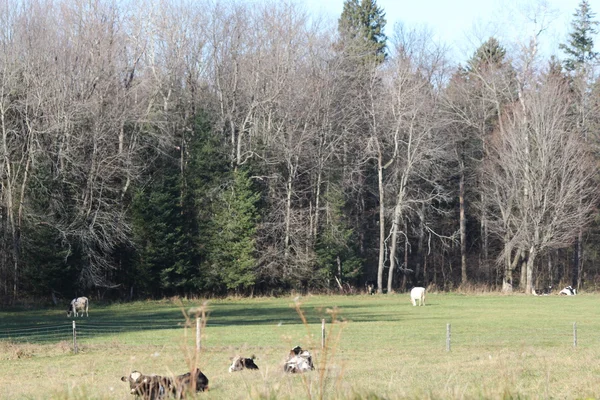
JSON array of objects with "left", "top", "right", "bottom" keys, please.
[{"left": 483, "top": 74, "right": 599, "bottom": 294}]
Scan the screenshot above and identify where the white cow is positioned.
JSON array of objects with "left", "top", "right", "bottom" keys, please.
[
  {"left": 67, "top": 296, "right": 89, "bottom": 317},
  {"left": 410, "top": 287, "right": 426, "bottom": 306},
  {"left": 559, "top": 286, "right": 577, "bottom": 296}
]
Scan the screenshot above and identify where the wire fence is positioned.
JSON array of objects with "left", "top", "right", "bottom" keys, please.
[
  {"left": 0, "top": 319, "right": 595, "bottom": 353},
  {"left": 0, "top": 319, "right": 185, "bottom": 346}
]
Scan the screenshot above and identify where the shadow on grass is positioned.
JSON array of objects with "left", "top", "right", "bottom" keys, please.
[{"left": 0, "top": 296, "right": 429, "bottom": 343}]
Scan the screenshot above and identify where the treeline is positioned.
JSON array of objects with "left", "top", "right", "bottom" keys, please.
[{"left": 0, "top": 0, "right": 599, "bottom": 302}]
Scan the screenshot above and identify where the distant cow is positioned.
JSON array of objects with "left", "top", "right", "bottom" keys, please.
[
  {"left": 532, "top": 286, "right": 553, "bottom": 296},
  {"left": 228, "top": 355, "right": 259, "bottom": 372},
  {"left": 410, "top": 287, "right": 426, "bottom": 306},
  {"left": 67, "top": 297, "right": 89, "bottom": 317},
  {"left": 121, "top": 371, "right": 171, "bottom": 400},
  {"left": 365, "top": 281, "right": 376, "bottom": 295},
  {"left": 284, "top": 346, "right": 314, "bottom": 373},
  {"left": 559, "top": 286, "right": 577, "bottom": 296}
]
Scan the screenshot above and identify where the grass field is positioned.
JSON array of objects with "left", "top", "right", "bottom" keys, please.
[{"left": 1, "top": 292, "right": 600, "bottom": 399}]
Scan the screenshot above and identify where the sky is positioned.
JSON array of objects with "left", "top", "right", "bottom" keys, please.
[{"left": 303, "top": 0, "right": 600, "bottom": 64}]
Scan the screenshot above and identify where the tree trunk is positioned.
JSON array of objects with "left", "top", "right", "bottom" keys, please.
[
  {"left": 376, "top": 149, "right": 386, "bottom": 294},
  {"left": 459, "top": 161, "right": 467, "bottom": 285},
  {"left": 525, "top": 247, "right": 537, "bottom": 294}
]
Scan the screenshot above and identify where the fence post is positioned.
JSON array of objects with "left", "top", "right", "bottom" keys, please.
[
  {"left": 573, "top": 322, "right": 577, "bottom": 348},
  {"left": 72, "top": 320, "right": 78, "bottom": 354},
  {"left": 446, "top": 323, "right": 451, "bottom": 352},
  {"left": 196, "top": 317, "right": 201, "bottom": 352},
  {"left": 321, "top": 319, "right": 325, "bottom": 349}
]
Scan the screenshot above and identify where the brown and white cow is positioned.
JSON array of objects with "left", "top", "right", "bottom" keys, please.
[
  {"left": 284, "top": 346, "right": 314, "bottom": 373},
  {"left": 121, "top": 371, "right": 172, "bottom": 400},
  {"left": 228, "top": 355, "right": 259, "bottom": 372},
  {"left": 67, "top": 297, "right": 89, "bottom": 317},
  {"left": 122, "top": 369, "right": 208, "bottom": 400}
]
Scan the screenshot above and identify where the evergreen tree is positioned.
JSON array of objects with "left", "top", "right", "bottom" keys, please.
[
  {"left": 338, "top": 0, "right": 387, "bottom": 64},
  {"left": 206, "top": 168, "right": 260, "bottom": 293},
  {"left": 314, "top": 187, "right": 362, "bottom": 289},
  {"left": 467, "top": 37, "right": 508, "bottom": 73},
  {"left": 560, "top": 0, "right": 598, "bottom": 72},
  {"left": 131, "top": 153, "right": 199, "bottom": 297}
]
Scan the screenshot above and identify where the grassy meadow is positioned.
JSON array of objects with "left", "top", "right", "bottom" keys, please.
[{"left": 1, "top": 292, "right": 600, "bottom": 399}]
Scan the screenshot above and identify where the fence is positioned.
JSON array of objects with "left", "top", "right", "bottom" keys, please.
[{"left": 0, "top": 319, "right": 587, "bottom": 353}]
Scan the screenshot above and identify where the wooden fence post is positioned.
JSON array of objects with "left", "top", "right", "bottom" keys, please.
[
  {"left": 446, "top": 323, "right": 451, "bottom": 352},
  {"left": 196, "top": 317, "right": 201, "bottom": 352},
  {"left": 573, "top": 322, "right": 577, "bottom": 347},
  {"left": 321, "top": 319, "right": 325, "bottom": 349},
  {"left": 72, "top": 320, "right": 78, "bottom": 354}
]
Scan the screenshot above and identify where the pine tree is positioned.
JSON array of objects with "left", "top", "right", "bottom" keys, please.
[
  {"left": 338, "top": 0, "right": 387, "bottom": 64},
  {"left": 206, "top": 168, "right": 260, "bottom": 293},
  {"left": 560, "top": 0, "right": 598, "bottom": 72},
  {"left": 314, "top": 187, "right": 362, "bottom": 289}
]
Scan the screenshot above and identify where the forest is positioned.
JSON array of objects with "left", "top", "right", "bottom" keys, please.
[{"left": 0, "top": 0, "right": 599, "bottom": 303}]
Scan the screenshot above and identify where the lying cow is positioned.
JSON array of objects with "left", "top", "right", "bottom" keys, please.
[
  {"left": 121, "top": 371, "right": 171, "bottom": 400},
  {"left": 284, "top": 346, "right": 314, "bottom": 373},
  {"left": 410, "top": 287, "right": 426, "bottom": 306},
  {"left": 228, "top": 355, "right": 259, "bottom": 372},
  {"left": 122, "top": 369, "right": 208, "bottom": 399},
  {"left": 170, "top": 368, "right": 209, "bottom": 398},
  {"left": 559, "top": 286, "right": 577, "bottom": 296},
  {"left": 67, "top": 297, "right": 89, "bottom": 317},
  {"left": 532, "top": 285, "right": 553, "bottom": 296}
]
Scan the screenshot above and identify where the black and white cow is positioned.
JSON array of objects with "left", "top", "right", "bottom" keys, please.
[
  {"left": 532, "top": 286, "right": 553, "bottom": 296},
  {"left": 121, "top": 369, "right": 208, "bottom": 399},
  {"left": 284, "top": 346, "right": 314, "bottom": 373},
  {"left": 559, "top": 286, "right": 577, "bottom": 296},
  {"left": 67, "top": 297, "right": 89, "bottom": 317},
  {"left": 121, "top": 371, "right": 172, "bottom": 400},
  {"left": 365, "top": 281, "right": 376, "bottom": 295},
  {"left": 228, "top": 355, "right": 259, "bottom": 372}
]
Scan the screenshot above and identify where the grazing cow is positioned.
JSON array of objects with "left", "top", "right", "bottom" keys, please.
[
  {"left": 228, "top": 355, "right": 259, "bottom": 372},
  {"left": 169, "top": 368, "right": 209, "bottom": 398},
  {"left": 67, "top": 297, "right": 89, "bottom": 317},
  {"left": 559, "top": 286, "right": 577, "bottom": 296},
  {"left": 532, "top": 285, "right": 553, "bottom": 296},
  {"left": 121, "top": 371, "right": 172, "bottom": 400},
  {"left": 284, "top": 346, "right": 314, "bottom": 373},
  {"left": 365, "top": 281, "right": 376, "bottom": 295},
  {"left": 410, "top": 287, "right": 426, "bottom": 306}
]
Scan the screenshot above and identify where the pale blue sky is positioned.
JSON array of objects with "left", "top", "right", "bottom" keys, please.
[{"left": 303, "top": 0, "right": 600, "bottom": 64}]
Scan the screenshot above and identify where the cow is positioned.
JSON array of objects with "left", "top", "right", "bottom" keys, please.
[
  {"left": 365, "top": 281, "right": 376, "bottom": 295},
  {"left": 532, "top": 285, "right": 553, "bottom": 296},
  {"left": 169, "top": 368, "right": 209, "bottom": 398},
  {"left": 559, "top": 286, "right": 577, "bottom": 296},
  {"left": 228, "top": 355, "right": 259, "bottom": 372},
  {"left": 121, "top": 369, "right": 208, "bottom": 400},
  {"left": 121, "top": 371, "right": 172, "bottom": 400},
  {"left": 410, "top": 287, "right": 426, "bottom": 306},
  {"left": 67, "top": 297, "right": 89, "bottom": 317},
  {"left": 284, "top": 346, "right": 314, "bottom": 373}
]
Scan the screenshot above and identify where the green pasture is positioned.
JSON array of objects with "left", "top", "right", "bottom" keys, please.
[{"left": 1, "top": 292, "right": 600, "bottom": 399}]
